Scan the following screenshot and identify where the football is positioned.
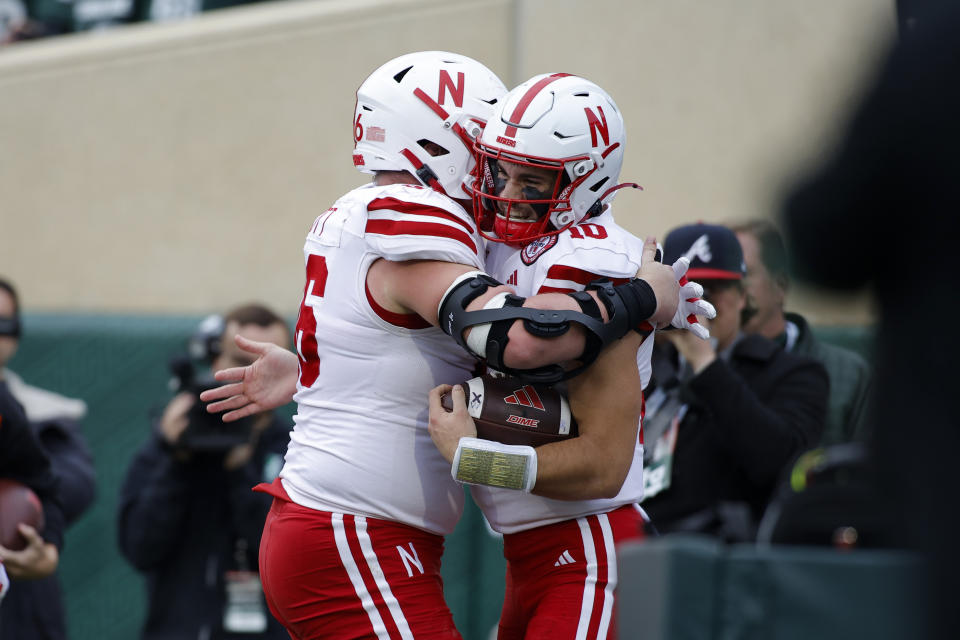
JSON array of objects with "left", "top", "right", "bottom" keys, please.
[
  {"left": 0, "top": 478, "right": 45, "bottom": 551},
  {"left": 440, "top": 374, "right": 578, "bottom": 447}
]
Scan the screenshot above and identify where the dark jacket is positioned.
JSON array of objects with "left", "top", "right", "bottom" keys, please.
[
  {"left": 0, "top": 382, "right": 68, "bottom": 640},
  {"left": 117, "top": 415, "right": 291, "bottom": 640},
  {"left": 642, "top": 334, "right": 828, "bottom": 540},
  {"left": 0, "top": 381, "right": 65, "bottom": 549},
  {"left": 0, "top": 411, "right": 95, "bottom": 640},
  {"left": 786, "top": 312, "right": 872, "bottom": 446}
]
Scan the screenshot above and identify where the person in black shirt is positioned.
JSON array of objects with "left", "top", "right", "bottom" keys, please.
[
  {"left": 641, "top": 223, "right": 828, "bottom": 541},
  {"left": 0, "top": 276, "right": 96, "bottom": 640}
]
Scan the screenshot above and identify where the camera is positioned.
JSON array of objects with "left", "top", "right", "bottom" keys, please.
[{"left": 168, "top": 355, "right": 254, "bottom": 452}]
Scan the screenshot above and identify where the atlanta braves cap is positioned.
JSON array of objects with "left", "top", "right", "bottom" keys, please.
[{"left": 663, "top": 223, "right": 746, "bottom": 281}]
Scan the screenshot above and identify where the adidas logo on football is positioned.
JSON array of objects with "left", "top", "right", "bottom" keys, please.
[
  {"left": 554, "top": 550, "right": 576, "bottom": 567},
  {"left": 504, "top": 385, "right": 545, "bottom": 411}
]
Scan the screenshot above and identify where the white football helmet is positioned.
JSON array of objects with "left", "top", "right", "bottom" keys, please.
[
  {"left": 471, "top": 74, "right": 634, "bottom": 246},
  {"left": 353, "top": 51, "right": 507, "bottom": 198}
]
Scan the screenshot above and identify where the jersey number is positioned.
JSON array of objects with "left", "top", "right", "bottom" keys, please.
[
  {"left": 568, "top": 224, "right": 608, "bottom": 240},
  {"left": 295, "top": 255, "right": 328, "bottom": 387}
]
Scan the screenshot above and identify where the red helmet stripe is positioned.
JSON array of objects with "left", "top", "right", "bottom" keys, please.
[
  {"left": 601, "top": 143, "right": 620, "bottom": 159},
  {"left": 503, "top": 73, "right": 572, "bottom": 138},
  {"left": 413, "top": 87, "right": 450, "bottom": 120}
]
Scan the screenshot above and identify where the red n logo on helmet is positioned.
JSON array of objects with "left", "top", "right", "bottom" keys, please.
[
  {"left": 438, "top": 71, "right": 465, "bottom": 107},
  {"left": 584, "top": 106, "right": 609, "bottom": 147}
]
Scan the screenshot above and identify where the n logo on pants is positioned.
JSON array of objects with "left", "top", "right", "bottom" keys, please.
[{"left": 397, "top": 543, "right": 423, "bottom": 577}]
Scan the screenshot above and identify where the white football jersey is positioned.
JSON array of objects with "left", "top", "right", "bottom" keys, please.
[
  {"left": 473, "top": 208, "right": 651, "bottom": 534},
  {"left": 279, "top": 182, "right": 484, "bottom": 536}
]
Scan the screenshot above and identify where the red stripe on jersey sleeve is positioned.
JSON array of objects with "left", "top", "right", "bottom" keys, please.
[
  {"left": 364, "top": 280, "right": 431, "bottom": 330},
  {"left": 544, "top": 265, "right": 630, "bottom": 287},
  {"left": 545, "top": 264, "right": 602, "bottom": 286},
  {"left": 368, "top": 197, "right": 476, "bottom": 235},
  {"left": 365, "top": 219, "right": 478, "bottom": 255}
]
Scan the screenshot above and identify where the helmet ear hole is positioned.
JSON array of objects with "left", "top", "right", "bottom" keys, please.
[
  {"left": 589, "top": 176, "right": 610, "bottom": 193},
  {"left": 419, "top": 140, "right": 449, "bottom": 156}
]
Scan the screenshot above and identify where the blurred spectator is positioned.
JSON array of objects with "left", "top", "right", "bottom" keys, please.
[
  {"left": 640, "top": 223, "right": 828, "bottom": 541},
  {"left": 781, "top": 2, "right": 960, "bottom": 636},
  {"left": 136, "top": 0, "right": 263, "bottom": 24},
  {"left": 118, "top": 303, "right": 291, "bottom": 640},
  {"left": 0, "top": 361, "right": 64, "bottom": 601},
  {"left": 0, "top": 277, "right": 92, "bottom": 640},
  {"left": 732, "top": 219, "right": 872, "bottom": 446},
  {"left": 0, "top": 380, "right": 64, "bottom": 571}
]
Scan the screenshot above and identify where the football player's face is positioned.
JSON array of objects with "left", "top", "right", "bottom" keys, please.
[
  {"left": 0, "top": 289, "right": 18, "bottom": 368},
  {"left": 492, "top": 160, "right": 556, "bottom": 222}
]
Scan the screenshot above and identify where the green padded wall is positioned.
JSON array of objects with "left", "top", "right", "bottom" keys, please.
[{"left": 618, "top": 535, "right": 925, "bottom": 640}]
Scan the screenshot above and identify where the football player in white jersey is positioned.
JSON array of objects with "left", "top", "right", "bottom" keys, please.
[
  {"left": 202, "top": 54, "right": 683, "bottom": 640},
  {"left": 428, "top": 74, "right": 714, "bottom": 639}
]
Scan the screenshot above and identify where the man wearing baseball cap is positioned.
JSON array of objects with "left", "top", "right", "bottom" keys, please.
[{"left": 640, "top": 223, "right": 829, "bottom": 541}]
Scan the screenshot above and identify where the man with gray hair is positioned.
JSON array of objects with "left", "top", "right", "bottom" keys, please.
[{"left": 732, "top": 219, "right": 872, "bottom": 446}]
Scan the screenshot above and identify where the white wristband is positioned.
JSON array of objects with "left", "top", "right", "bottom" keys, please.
[{"left": 452, "top": 437, "right": 538, "bottom": 493}]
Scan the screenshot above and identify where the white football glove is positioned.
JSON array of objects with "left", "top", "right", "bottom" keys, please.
[{"left": 670, "top": 257, "right": 716, "bottom": 340}]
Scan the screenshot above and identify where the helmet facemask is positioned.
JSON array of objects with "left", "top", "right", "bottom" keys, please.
[{"left": 472, "top": 145, "right": 598, "bottom": 248}]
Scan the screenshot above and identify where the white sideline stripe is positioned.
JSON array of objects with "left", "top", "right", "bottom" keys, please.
[
  {"left": 575, "top": 517, "right": 599, "bottom": 640},
  {"left": 355, "top": 516, "right": 415, "bottom": 640},
  {"left": 332, "top": 514, "right": 391, "bottom": 640},
  {"left": 595, "top": 513, "right": 617, "bottom": 640}
]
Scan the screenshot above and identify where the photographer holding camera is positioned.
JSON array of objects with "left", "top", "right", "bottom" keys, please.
[{"left": 118, "top": 303, "right": 292, "bottom": 640}]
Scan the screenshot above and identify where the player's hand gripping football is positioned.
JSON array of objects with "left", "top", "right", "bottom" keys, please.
[
  {"left": 0, "top": 524, "right": 59, "bottom": 580},
  {"left": 669, "top": 257, "right": 716, "bottom": 340},
  {"left": 428, "top": 384, "right": 477, "bottom": 464},
  {"left": 200, "top": 334, "right": 300, "bottom": 422}
]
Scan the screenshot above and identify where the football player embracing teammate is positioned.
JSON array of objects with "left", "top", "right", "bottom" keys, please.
[
  {"left": 202, "top": 53, "right": 685, "bottom": 640},
  {"left": 428, "top": 74, "right": 715, "bottom": 639}
]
